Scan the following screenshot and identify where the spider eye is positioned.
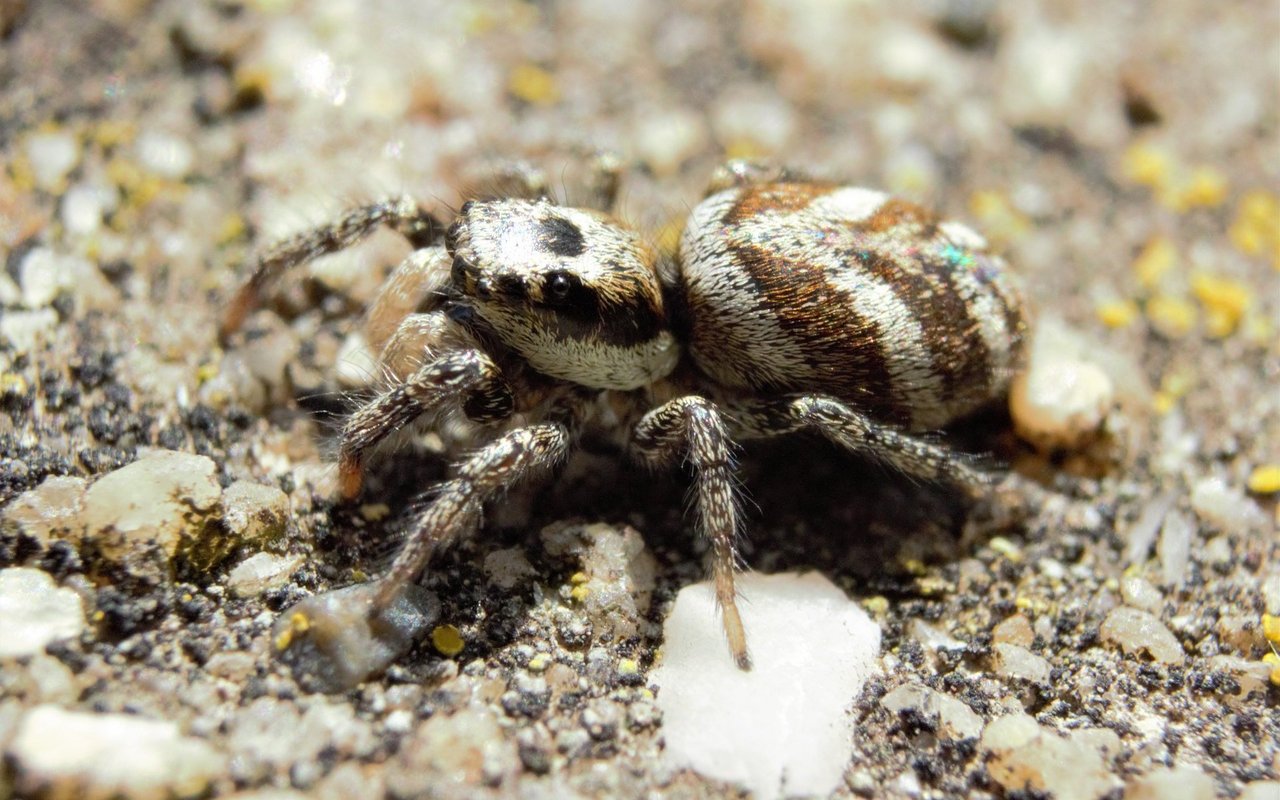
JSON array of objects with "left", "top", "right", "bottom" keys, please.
[{"left": 546, "top": 271, "right": 573, "bottom": 303}]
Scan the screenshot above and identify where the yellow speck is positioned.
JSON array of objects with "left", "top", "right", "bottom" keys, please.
[
  {"left": 1121, "top": 141, "right": 1172, "bottom": 188},
  {"left": 274, "top": 628, "right": 293, "bottom": 651},
  {"left": 915, "top": 576, "right": 953, "bottom": 596},
  {"left": 899, "top": 557, "right": 927, "bottom": 576},
  {"left": 359, "top": 503, "right": 391, "bottom": 522},
  {"left": 618, "top": 658, "right": 640, "bottom": 675},
  {"left": 1166, "top": 166, "right": 1228, "bottom": 211},
  {"left": 989, "top": 536, "right": 1023, "bottom": 562},
  {"left": 92, "top": 610, "right": 105, "bottom": 622},
  {"left": 431, "top": 624, "right": 465, "bottom": 656},
  {"left": 1229, "top": 190, "right": 1280, "bottom": 269},
  {"left": 527, "top": 653, "right": 550, "bottom": 672},
  {"left": 1191, "top": 273, "right": 1251, "bottom": 338},
  {"left": 1264, "top": 652, "right": 1280, "bottom": 686},
  {"left": 508, "top": 64, "right": 559, "bottom": 105},
  {"left": 1104, "top": 576, "right": 1121, "bottom": 590},
  {"left": 1132, "top": 237, "right": 1177, "bottom": 290},
  {"left": 9, "top": 154, "right": 36, "bottom": 192},
  {"left": 1097, "top": 299, "right": 1139, "bottom": 329},
  {"left": 195, "top": 362, "right": 219, "bottom": 385},
  {"left": 569, "top": 571, "right": 589, "bottom": 585},
  {"left": 969, "top": 190, "right": 1030, "bottom": 245},
  {"left": 863, "top": 596, "right": 889, "bottom": 615},
  {"left": 1145, "top": 295, "right": 1197, "bottom": 338},
  {"left": 1262, "top": 613, "right": 1280, "bottom": 643},
  {"left": 1247, "top": 465, "right": 1280, "bottom": 495},
  {"left": 92, "top": 120, "right": 136, "bottom": 148},
  {"left": 274, "top": 611, "right": 310, "bottom": 651},
  {"left": 217, "top": 213, "right": 247, "bottom": 246},
  {"left": 233, "top": 65, "right": 273, "bottom": 100},
  {"left": 724, "top": 138, "right": 767, "bottom": 161},
  {"left": 0, "top": 373, "right": 28, "bottom": 395},
  {"left": 569, "top": 584, "right": 590, "bottom": 603},
  {"left": 1014, "top": 596, "right": 1032, "bottom": 611}
]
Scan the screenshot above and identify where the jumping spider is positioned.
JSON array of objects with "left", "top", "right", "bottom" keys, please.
[{"left": 221, "top": 159, "right": 1027, "bottom": 685}]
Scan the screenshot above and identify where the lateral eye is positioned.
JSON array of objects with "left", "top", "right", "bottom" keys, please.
[{"left": 546, "top": 271, "right": 573, "bottom": 303}]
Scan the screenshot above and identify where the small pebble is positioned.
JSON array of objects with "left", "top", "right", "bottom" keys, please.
[
  {"left": 1190, "top": 476, "right": 1267, "bottom": 534},
  {"left": 0, "top": 567, "right": 86, "bottom": 659},
  {"left": 227, "top": 552, "right": 303, "bottom": 598},
  {"left": 1099, "top": 607, "right": 1184, "bottom": 664},
  {"left": 0, "top": 308, "right": 59, "bottom": 353},
  {"left": 24, "top": 129, "right": 80, "bottom": 191},
  {"left": 8, "top": 705, "right": 224, "bottom": 799},
  {"left": 1124, "top": 765, "right": 1216, "bottom": 800},
  {"left": 880, "top": 684, "right": 983, "bottom": 740},
  {"left": 221, "top": 480, "right": 290, "bottom": 547},
  {"left": 981, "top": 712, "right": 1121, "bottom": 800},
  {"left": 136, "top": 130, "right": 195, "bottom": 179}
]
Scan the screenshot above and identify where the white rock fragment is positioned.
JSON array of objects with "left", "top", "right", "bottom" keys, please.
[
  {"left": 992, "top": 642, "right": 1051, "bottom": 684},
  {"left": 653, "top": 572, "right": 881, "bottom": 800},
  {"left": 2, "top": 475, "right": 87, "bottom": 544},
  {"left": 981, "top": 712, "right": 1121, "bottom": 800},
  {"left": 1009, "top": 317, "right": 1115, "bottom": 451},
  {"left": 17, "top": 247, "right": 116, "bottom": 311},
  {"left": 386, "top": 706, "right": 518, "bottom": 797},
  {"left": 136, "top": 130, "right": 195, "bottom": 179},
  {"left": 1119, "top": 575, "right": 1162, "bottom": 612},
  {"left": 24, "top": 129, "right": 80, "bottom": 191},
  {"left": 9, "top": 705, "right": 225, "bottom": 800},
  {"left": 542, "top": 522, "right": 656, "bottom": 639},
  {"left": 634, "top": 107, "right": 707, "bottom": 176},
  {"left": 81, "top": 449, "right": 222, "bottom": 566},
  {"left": 1157, "top": 509, "right": 1195, "bottom": 587},
  {"left": 1124, "top": 765, "right": 1216, "bottom": 800},
  {"left": 881, "top": 683, "right": 983, "bottom": 740},
  {"left": 1124, "top": 491, "right": 1176, "bottom": 566},
  {"left": 1240, "top": 781, "right": 1280, "bottom": 800},
  {"left": 1190, "top": 476, "right": 1267, "bottom": 534},
  {"left": 220, "top": 480, "right": 290, "bottom": 546},
  {"left": 0, "top": 308, "right": 59, "bottom": 353},
  {"left": 1099, "top": 607, "right": 1184, "bottom": 664},
  {"left": 0, "top": 568, "right": 86, "bottom": 658},
  {"left": 227, "top": 552, "right": 303, "bottom": 598},
  {"left": 61, "top": 182, "right": 119, "bottom": 236},
  {"left": 483, "top": 547, "right": 536, "bottom": 590}
]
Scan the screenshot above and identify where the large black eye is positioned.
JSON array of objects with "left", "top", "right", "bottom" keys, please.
[{"left": 546, "top": 271, "right": 573, "bottom": 304}]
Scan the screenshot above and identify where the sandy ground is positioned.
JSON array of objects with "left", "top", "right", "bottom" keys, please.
[{"left": 1, "top": 1, "right": 1278, "bottom": 798}]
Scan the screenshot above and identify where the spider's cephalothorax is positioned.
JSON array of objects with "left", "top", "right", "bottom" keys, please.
[{"left": 221, "top": 160, "right": 1027, "bottom": 685}]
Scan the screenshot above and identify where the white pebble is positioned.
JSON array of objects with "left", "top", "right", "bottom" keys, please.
[
  {"left": 981, "top": 713, "right": 1121, "bottom": 800},
  {"left": 136, "top": 130, "right": 195, "bottom": 179},
  {"left": 653, "top": 571, "right": 881, "bottom": 800},
  {"left": 61, "top": 182, "right": 118, "bottom": 236},
  {"left": 0, "top": 308, "right": 59, "bottom": 353},
  {"left": 1099, "top": 607, "right": 1184, "bottom": 664},
  {"left": 1190, "top": 476, "right": 1267, "bottom": 535},
  {"left": 1125, "top": 765, "right": 1216, "bottom": 800},
  {"left": 0, "top": 568, "right": 86, "bottom": 659},
  {"left": 227, "top": 552, "right": 303, "bottom": 598},
  {"left": 1157, "top": 510, "right": 1195, "bottom": 587},
  {"left": 24, "top": 130, "right": 80, "bottom": 191},
  {"left": 1010, "top": 318, "right": 1114, "bottom": 451},
  {"left": 881, "top": 684, "right": 983, "bottom": 740},
  {"left": 8, "top": 705, "right": 225, "bottom": 800}
]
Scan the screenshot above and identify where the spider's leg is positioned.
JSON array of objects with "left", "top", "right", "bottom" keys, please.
[
  {"left": 370, "top": 394, "right": 588, "bottom": 610},
  {"left": 221, "top": 196, "right": 441, "bottom": 341},
  {"left": 730, "top": 395, "right": 993, "bottom": 495},
  {"left": 631, "top": 396, "right": 750, "bottom": 670},
  {"left": 337, "top": 347, "right": 513, "bottom": 499}
]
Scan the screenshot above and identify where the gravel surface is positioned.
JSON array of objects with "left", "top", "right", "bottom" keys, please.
[{"left": 1, "top": 1, "right": 1277, "bottom": 798}]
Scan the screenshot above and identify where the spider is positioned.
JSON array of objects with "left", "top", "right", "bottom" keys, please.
[{"left": 220, "top": 159, "right": 1027, "bottom": 684}]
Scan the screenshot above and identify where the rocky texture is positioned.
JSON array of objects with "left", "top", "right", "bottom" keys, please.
[
  {"left": 0, "top": 0, "right": 1276, "bottom": 798},
  {"left": 0, "top": 567, "right": 85, "bottom": 658}
]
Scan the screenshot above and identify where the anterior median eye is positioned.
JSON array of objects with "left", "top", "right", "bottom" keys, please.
[{"left": 546, "top": 271, "right": 573, "bottom": 303}]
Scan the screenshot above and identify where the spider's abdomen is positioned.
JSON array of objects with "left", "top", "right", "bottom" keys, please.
[{"left": 677, "top": 182, "right": 1027, "bottom": 431}]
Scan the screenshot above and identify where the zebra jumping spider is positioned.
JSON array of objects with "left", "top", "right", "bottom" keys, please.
[{"left": 221, "top": 159, "right": 1027, "bottom": 684}]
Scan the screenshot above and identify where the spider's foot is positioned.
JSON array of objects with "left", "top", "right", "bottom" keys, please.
[
  {"left": 337, "top": 454, "right": 364, "bottom": 501},
  {"left": 273, "top": 581, "right": 439, "bottom": 692},
  {"left": 720, "top": 597, "right": 752, "bottom": 671}
]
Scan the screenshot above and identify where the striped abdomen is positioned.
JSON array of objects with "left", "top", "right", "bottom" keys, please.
[{"left": 676, "top": 182, "right": 1027, "bottom": 431}]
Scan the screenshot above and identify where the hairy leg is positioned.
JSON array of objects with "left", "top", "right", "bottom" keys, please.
[
  {"left": 336, "top": 348, "right": 513, "bottom": 499},
  {"left": 730, "top": 395, "right": 992, "bottom": 495},
  {"left": 631, "top": 396, "right": 750, "bottom": 669},
  {"left": 371, "top": 395, "right": 588, "bottom": 610},
  {"left": 221, "top": 196, "right": 440, "bottom": 341}
]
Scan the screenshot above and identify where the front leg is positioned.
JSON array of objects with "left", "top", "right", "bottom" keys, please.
[
  {"left": 631, "top": 396, "right": 751, "bottom": 669},
  {"left": 336, "top": 347, "right": 513, "bottom": 499}
]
